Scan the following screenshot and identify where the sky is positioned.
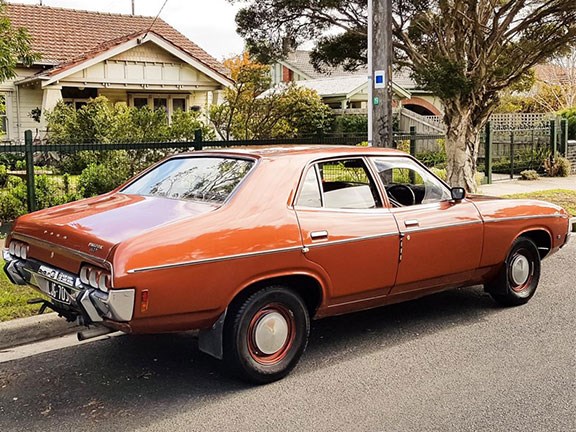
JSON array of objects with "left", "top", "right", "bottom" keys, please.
[{"left": 12, "top": 0, "right": 246, "bottom": 60}]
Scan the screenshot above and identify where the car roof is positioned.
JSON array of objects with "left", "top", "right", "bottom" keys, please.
[{"left": 184, "top": 145, "right": 406, "bottom": 160}]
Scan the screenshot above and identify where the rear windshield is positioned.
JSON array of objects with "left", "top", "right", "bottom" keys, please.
[{"left": 121, "top": 157, "right": 255, "bottom": 203}]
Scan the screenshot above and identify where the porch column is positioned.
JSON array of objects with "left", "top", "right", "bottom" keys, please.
[{"left": 40, "top": 85, "right": 63, "bottom": 124}]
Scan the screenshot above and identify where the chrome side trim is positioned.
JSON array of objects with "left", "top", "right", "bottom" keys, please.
[
  {"left": 401, "top": 219, "right": 482, "bottom": 233},
  {"left": 127, "top": 245, "right": 303, "bottom": 274},
  {"left": 306, "top": 232, "right": 398, "bottom": 249},
  {"left": 484, "top": 214, "right": 567, "bottom": 223}
]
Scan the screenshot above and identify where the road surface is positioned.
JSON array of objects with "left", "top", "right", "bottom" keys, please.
[{"left": 1, "top": 243, "right": 574, "bottom": 432}]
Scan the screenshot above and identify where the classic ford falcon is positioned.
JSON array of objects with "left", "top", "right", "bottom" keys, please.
[{"left": 4, "top": 146, "right": 572, "bottom": 383}]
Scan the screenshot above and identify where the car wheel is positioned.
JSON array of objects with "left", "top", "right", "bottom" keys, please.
[
  {"left": 485, "top": 237, "right": 541, "bottom": 307},
  {"left": 223, "top": 286, "right": 310, "bottom": 384}
]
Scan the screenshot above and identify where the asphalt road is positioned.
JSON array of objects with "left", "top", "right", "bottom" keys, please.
[{"left": 1, "top": 243, "right": 575, "bottom": 432}]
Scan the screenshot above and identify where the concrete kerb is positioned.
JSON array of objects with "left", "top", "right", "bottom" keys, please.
[
  {"left": 1, "top": 175, "right": 575, "bottom": 351},
  {"left": 0, "top": 312, "right": 80, "bottom": 350}
]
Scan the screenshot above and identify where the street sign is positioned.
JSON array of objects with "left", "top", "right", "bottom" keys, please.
[{"left": 374, "top": 70, "right": 386, "bottom": 88}]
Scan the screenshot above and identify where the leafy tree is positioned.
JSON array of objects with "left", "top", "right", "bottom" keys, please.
[
  {"left": 0, "top": 0, "right": 40, "bottom": 82},
  {"left": 532, "top": 48, "right": 576, "bottom": 111},
  {"left": 231, "top": 0, "right": 576, "bottom": 191},
  {"left": 211, "top": 54, "right": 333, "bottom": 139},
  {"left": 559, "top": 107, "right": 576, "bottom": 140}
]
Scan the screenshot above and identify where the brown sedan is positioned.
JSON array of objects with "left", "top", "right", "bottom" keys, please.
[{"left": 4, "top": 147, "right": 573, "bottom": 383}]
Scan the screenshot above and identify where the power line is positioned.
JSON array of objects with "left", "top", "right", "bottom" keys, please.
[{"left": 142, "top": 0, "right": 169, "bottom": 40}]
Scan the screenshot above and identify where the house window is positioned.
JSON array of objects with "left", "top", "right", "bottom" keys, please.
[
  {"left": 172, "top": 98, "right": 186, "bottom": 112},
  {"left": 129, "top": 94, "right": 191, "bottom": 120},
  {"left": 133, "top": 98, "right": 148, "bottom": 109},
  {"left": 64, "top": 100, "right": 89, "bottom": 110},
  {"left": 62, "top": 87, "right": 97, "bottom": 110},
  {"left": 153, "top": 97, "right": 168, "bottom": 111}
]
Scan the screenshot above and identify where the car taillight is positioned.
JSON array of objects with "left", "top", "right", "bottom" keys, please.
[
  {"left": 79, "top": 264, "right": 111, "bottom": 292},
  {"left": 8, "top": 240, "right": 29, "bottom": 259}
]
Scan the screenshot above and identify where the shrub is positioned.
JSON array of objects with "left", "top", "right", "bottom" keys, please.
[
  {"left": 544, "top": 155, "right": 571, "bottom": 177},
  {"left": 519, "top": 170, "right": 539, "bottom": 180},
  {"left": 78, "top": 162, "right": 131, "bottom": 197},
  {"left": 0, "top": 175, "right": 27, "bottom": 221},
  {"left": 0, "top": 164, "right": 7, "bottom": 187},
  {"left": 331, "top": 115, "right": 367, "bottom": 135},
  {"left": 430, "top": 167, "right": 447, "bottom": 181},
  {"left": 416, "top": 150, "right": 446, "bottom": 168},
  {"left": 559, "top": 108, "right": 576, "bottom": 140}
]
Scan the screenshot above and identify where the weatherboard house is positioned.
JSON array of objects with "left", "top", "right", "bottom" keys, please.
[
  {"left": 0, "top": 3, "right": 232, "bottom": 142},
  {"left": 270, "top": 50, "right": 444, "bottom": 117}
]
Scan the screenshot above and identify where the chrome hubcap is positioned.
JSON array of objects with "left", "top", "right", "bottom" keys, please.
[
  {"left": 253, "top": 312, "right": 289, "bottom": 355},
  {"left": 510, "top": 254, "right": 530, "bottom": 286}
]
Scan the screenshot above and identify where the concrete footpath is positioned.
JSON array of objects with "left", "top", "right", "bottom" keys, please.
[{"left": 1, "top": 175, "right": 575, "bottom": 351}]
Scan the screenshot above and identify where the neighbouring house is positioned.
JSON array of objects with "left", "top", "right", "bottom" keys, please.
[
  {"left": 270, "top": 50, "right": 444, "bottom": 117},
  {"left": 0, "top": 3, "right": 233, "bottom": 142}
]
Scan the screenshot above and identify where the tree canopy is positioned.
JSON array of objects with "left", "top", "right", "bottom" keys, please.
[
  {"left": 210, "top": 54, "right": 333, "bottom": 140},
  {"left": 0, "top": 0, "right": 40, "bottom": 82},
  {"left": 231, "top": 0, "right": 576, "bottom": 191}
]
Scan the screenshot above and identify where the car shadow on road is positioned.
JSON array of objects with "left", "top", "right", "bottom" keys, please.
[{"left": 0, "top": 285, "right": 502, "bottom": 430}]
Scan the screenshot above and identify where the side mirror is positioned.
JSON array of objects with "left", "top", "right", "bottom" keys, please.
[{"left": 451, "top": 187, "right": 466, "bottom": 201}]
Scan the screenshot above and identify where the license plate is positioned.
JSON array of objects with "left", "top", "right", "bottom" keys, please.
[{"left": 48, "top": 282, "right": 71, "bottom": 305}]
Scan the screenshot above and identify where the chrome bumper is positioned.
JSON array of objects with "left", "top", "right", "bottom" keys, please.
[{"left": 3, "top": 250, "right": 135, "bottom": 324}]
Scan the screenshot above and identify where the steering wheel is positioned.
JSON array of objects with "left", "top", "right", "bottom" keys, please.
[{"left": 387, "top": 184, "right": 415, "bottom": 206}]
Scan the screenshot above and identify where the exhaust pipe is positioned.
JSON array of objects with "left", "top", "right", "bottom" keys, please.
[{"left": 77, "top": 326, "right": 115, "bottom": 341}]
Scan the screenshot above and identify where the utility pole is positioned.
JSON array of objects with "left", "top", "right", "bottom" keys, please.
[
  {"left": 368, "top": 0, "right": 394, "bottom": 148},
  {"left": 131, "top": 0, "right": 135, "bottom": 15}
]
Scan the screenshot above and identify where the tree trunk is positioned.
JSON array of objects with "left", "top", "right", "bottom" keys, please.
[{"left": 443, "top": 104, "right": 484, "bottom": 193}]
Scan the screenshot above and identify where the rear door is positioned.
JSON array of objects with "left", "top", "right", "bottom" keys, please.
[{"left": 294, "top": 157, "right": 400, "bottom": 306}]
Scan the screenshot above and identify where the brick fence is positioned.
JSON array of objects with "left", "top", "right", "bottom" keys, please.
[{"left": 567, "top": 140, "right": 576, "bottom": 174}]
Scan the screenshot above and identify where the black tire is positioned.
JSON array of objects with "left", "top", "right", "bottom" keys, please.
[
  {"left": 223, "top": 286, "right": 310, "bottom": 384},
  {"left": 485, "top": 237, "right": 541, "bottom": 307}
]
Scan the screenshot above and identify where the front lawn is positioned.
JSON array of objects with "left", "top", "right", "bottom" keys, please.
[
  {"left": 0, "top": 259, "right": 42, "bottom": 322},
  {"left": 504, "top": 189, "right": 576, "bottom": 216}
]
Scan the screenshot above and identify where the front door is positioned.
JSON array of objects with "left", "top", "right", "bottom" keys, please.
[{"left": 368, "top": 156, "right": 483, "bottom": 294}]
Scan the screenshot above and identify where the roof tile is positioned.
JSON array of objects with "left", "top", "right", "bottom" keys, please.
[{"left": 5, "top": 3, "right": 228, "bottom": 76}]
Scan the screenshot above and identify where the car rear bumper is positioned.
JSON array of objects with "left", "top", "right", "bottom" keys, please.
[{"left": 3, "top": 249, "right": 135, "bottom": 325}]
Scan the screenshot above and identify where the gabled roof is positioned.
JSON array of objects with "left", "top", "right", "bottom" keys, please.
[
  {"left": 259, "top": 75, "right": 410, "bottom": 100},
  {"left": 296, "top": 75, "right": 411, "bottom": 99},
  {"left": 279, "top": 50, "right": 367, "bottom": 79},
  {"left": 279, "top": 50, "right": 421, "bottom": 92},
  {"left": 5, "top": 3, "right": 228, "bottom": 77},
  {"left": 15, "top": 32, "right": 234, "bottom": 88}
]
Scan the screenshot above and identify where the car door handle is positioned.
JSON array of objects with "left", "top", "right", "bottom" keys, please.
[
  {"left": 404, "top": 219, "right": 419, "bottom": 227},
  {"left": 310, "top": 230, "right": 329, "bottom": 240}
]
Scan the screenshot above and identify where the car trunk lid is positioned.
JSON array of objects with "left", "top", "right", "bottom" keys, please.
[{"left": 12, "top": 194, "right": 218, "bottom": 263}]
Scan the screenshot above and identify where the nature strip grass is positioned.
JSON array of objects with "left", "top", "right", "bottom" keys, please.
[
  {"left": 0, "top": 260, "right": 41, "bottom": 322},
  {"left": 504, "top": 189, "right": 576, "bottom": 217}
]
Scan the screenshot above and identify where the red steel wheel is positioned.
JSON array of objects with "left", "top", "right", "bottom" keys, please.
[
  {"left": 224, "top": 286, "right": 310, "bottom": 384},
  {"left": 247, "top": 303, "right": 296, "bottom": 365},
  {"left": 485, "top": 237, "right": 541, "bottom": 307}
]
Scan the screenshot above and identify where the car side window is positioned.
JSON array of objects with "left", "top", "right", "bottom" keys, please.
[
  {"left": 297, "top": 158, "right": 382, "bottom": 209},
  {"left": 371, "top": 157, "right": 451, "bottom": 207},
  {"left": 296, "top": 166, "right": 322, "bottom": 208}
]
